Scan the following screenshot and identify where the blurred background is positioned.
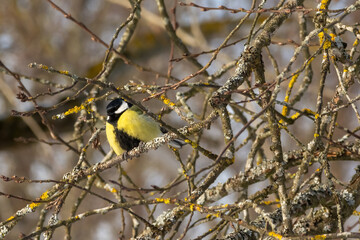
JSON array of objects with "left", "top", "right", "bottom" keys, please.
[{"left": 0, "top": 0, "right": 359, "bottom": 239}]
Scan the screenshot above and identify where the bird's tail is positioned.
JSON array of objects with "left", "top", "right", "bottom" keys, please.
[
  {"left": 160, "top": 126, "right": 186, "bottom": 149},
  {"left": 169, "top": 139, "right": 186, "bottom": 149}
]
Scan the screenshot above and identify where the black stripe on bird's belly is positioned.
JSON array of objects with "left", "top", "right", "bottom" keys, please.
[{"left": 114, "top": 129, "right": 141, "bottom": 151}]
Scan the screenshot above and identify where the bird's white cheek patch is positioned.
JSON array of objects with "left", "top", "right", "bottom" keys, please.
[{"left": 115, "top": 102, "right": 129, "bottom": 114}]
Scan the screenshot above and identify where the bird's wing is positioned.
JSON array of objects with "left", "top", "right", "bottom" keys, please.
[{"left": 117, "top": 107, "right": 162, "bottom": 142}]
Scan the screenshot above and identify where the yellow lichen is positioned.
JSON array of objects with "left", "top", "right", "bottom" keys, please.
[
  {"left": 353, "top": 38, "right": 359, "bottom": 47},
  {"left": 290, "top": 112, "right": 301, "bottom": 120},
  {"left": 212, "top": 212, "right": 221, "bottom": 218},
  {"left": 59, "top": 98, "right": 95, "bottom": 118},
  {"left": 160, "top": 95, "right": 175, "bottom": 107},
  {"left": 28, "top": 190, "right": 49, "bottom": 210},
  {"left": 155, "top": 198, "right": 171, "bottom": 204},
  {"left": 319, "top": 0, "right": 330, "bottom": 10},
  {"left": 289, "top": 173, "right": 296, "bottom": 179},
  {"left": 329, "top": 33, "right": 336, "bottom": 41},
  {"left": 288, "top": 74, "right": 299, "bottom": 90},
  {"left": 40, "top": 190, "right": 49, "bottom": 200},
  {"left": 29, "top": 202, "right": 40, "bottom": 209},
  {"left": 269, "top": 231, "right": 283, "bottom": 239},
  {"left": 189, "top": 204, "right": 195, "bottom": 211},
  {"left": 59, "top": 70, "right": 69, "bottom": 75},
  {"left": 318, "top": 30, "right": 332, "bottom": 50},
  {"left": 187, "top": 203, "right": 202, "bottom": 212},
  {"left": 304, "top": 108, "right": 316, "bottom": 115},
  {"left": 191, "top": 142, "right": 198, "bottom": 148},
  {"left": 353, "top": 210, "right": 360, "bottom": 216},
  {"left": 313, "top": 234, "right": 327, "bottom": 240},
  {"left": 184, "top": 139, "right": 198, "bottom": 149},
  {"left": 308, "top": 56, "right": 315, "bottom": 64},
  {"left": 40, "top": 64, "right": 49, "bottom": 70}
]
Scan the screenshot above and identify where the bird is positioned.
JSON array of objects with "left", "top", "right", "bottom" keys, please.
[{"left": 106, "top": 98, "right": 183, "bottom": 155}]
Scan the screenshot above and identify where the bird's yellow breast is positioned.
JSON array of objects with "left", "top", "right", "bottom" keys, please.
[
  {"left": 106, "top": 122, "right": 124, "bottom": 155},
  {"left": 106, "top": 108, "right": 162, "bottom": 155}
]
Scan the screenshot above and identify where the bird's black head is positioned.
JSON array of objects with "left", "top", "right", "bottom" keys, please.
[{"left": 106, "top": 98, "right": 132, "bottom": 123}]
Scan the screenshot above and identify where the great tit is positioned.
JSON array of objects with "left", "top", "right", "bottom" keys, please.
[{"left": 106, "top": 98, "right": 183, "bottom": 155}]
